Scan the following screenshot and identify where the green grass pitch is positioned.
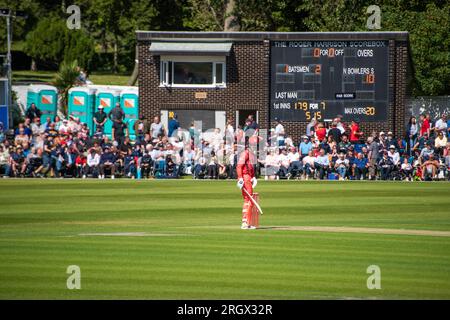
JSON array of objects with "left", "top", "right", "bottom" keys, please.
[{"left": 0, "top": 180, "right": 449, "bottom": 299}]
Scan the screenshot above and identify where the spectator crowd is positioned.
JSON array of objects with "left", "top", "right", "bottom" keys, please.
[{"left": 0, "top": 104, "right": 449, "bottom": 182}]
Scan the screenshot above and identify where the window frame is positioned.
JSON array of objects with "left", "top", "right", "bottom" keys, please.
[{"left": 159, "top": 56, "right": 226, "bottom": 88}]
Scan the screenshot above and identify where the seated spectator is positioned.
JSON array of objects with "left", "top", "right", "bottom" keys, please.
[
  {"left": 277, "top": 148, "right": 290, "bottom": 178},
  {"left": 75, "top": 153, "right": 87, "bottom": 178},
  {"left": 0, "top": 144, "right": 10, "bottom": 177},
  {"left": 434, "top": 131, "right": 447, "bottom": 157},
  {"left": 193, "top": 150, "right": 207, "bottom": 179},
  {"left": 353, "top": 152, "right": 369, "bottom": 180},
  {"left": 207, "top": 151, "right": 218, "bottom": 179},
  {"left": 334, "top": 152, "right": 349, "bottom": 180},
  {"left": 314, "top": 148, "right": 330, "bottom": 180},
  {"left": 299, "top": 136, "right": 313, "bottom": 158},
  {"left": 387, "top": 146, "right": 400, "bottom": 167},
  {"left": 302, "top": 150, "right": 315, "bottom": 180},
  {"left": 338, "top": 135, "right": 351, "bottom": 153},
  {"left": 422, "top": 154, "right": 439, "bottom": 181},
  {"left": 286, "top": 147, "right": 302, "bottom": 179},
  {"left": 99, "top": 146, "right": 116, "bottom": 179},
  {"left": 378, "top": 151, "right": 393, "bottom": 180},
  {"left": 420, "top": 143, "right": 434, "bottom": 161},
  {"left": 401, "top": 157, "right": 413, "bottom": 181},
  {"left": 86, "top": 148, "right": 100, "bottom": 178}
]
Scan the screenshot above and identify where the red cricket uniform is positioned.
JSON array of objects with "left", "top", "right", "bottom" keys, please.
[{"left": 237, "top": 149, "right": 255, "bottom": 224}]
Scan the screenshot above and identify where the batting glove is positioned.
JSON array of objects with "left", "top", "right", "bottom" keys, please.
[
  {"left": 237, "top": 178, "right": 244, "bottom": 189},
  {"left": 251, "top": 177, "right": 257, "bottom": 188}
]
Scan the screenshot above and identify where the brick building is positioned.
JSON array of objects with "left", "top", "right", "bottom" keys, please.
[{"left": 136, "top": 31, "right": 413, "bottom": 142}]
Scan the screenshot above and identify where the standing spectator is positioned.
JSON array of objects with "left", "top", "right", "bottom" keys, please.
[
  {"left": 168, "top": 113, "right": 180, "bottom": 137},
  {"left": 367, "top": 137, "right": 379, "bottom": 180},
  {"left": 274, "top": 118, "right": 285, "bottom": 147},
  {"left": 315, "top": 122, "right": 327, "bottom": 142},
  {"left": 349, "top": 119, "right": 363, "bottom": 144},
  {"left": 405, "top": 116, "right": 418, "bottom": 155},
  {"left": 26, "top": 103, "right": 42, "bottom": 121},
  {"left": 93, "top": 106, "right": 107, "bottom": 134},
  {"left": 306, "top": 119, "right": 317, "bottom": 138},
  {"left": 134, "top": 114, "right": 150, "bottom": 144},
  {"left": 112, "top": 120, "right": 128, "bottom": 145},
  {"left": 328, "top": 122, "right": 342, "bottom": 144},
  {"left": 108, "top": 102, "right": 125, "bottom": 125},
  {"left": 225, "top": 120, "right": 235, "bottom": 145},
  {"left": 150, "top": 116, "right": 165, "bottom": 139},
  {"left": 420, "top": 114, "right": 431, "bottom": 137}
]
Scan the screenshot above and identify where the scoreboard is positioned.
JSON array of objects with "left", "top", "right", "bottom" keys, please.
[{"left": 270, "top": 40, "right": 389, "bottom": 122}]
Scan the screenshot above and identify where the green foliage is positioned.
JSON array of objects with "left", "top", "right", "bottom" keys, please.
[
  {"left": 52, "top": 60, "right": 80, "bottom": 115},
  {"left": 23, "top": 16, "right": 95, "bottom": 69},
  {"left": 3, "top": 0, "right": 449, "bottom": 95},
  {"left": 381, "top": 2, "right": 450, "bottom": 95}
]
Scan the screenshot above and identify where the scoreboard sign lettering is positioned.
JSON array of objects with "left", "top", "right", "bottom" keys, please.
[{"left": 270, "top": 40, "right": 389, "bottom": 122}]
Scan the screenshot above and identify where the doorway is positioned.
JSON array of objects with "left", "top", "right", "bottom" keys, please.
[{"left": 236, "top": 110, "right": 258, "bottom": 129}]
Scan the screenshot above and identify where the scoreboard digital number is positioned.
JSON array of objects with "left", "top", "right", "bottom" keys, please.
[{"left": 270, "top": 40, "right": 389, "bottom": 122}]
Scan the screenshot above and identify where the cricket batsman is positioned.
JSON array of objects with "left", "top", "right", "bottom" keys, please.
[{"left": 236, "top": 138, "right": 258, "bottom": 229}]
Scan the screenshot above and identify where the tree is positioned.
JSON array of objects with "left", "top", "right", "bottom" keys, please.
[
  {"left": 23, "top": 15, "right": 95, "bottom": 70},
  {"left": 53, "top": 59, "right": 80, "bottom": 115}
]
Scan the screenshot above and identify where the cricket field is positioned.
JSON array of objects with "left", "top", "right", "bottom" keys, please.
[{"left": 0, "top": 180, "right": 449, "bottom": 299}]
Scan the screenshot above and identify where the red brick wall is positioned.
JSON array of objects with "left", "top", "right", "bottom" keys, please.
[{"left": 138, "top": 40, "right": 269, "bottom": 131}]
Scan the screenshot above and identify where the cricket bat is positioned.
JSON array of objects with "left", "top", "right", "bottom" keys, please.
[{"left": 243, "top": 188, "right": 263, "bottom": 215}]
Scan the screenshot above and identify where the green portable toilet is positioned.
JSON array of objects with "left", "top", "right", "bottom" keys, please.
[
  {"left": 94, "top": 87, "right": 121, "bottom": 138},
  {"left": 26, "top": 84, "right": 58, "bottom": 123},
  {"left": 120, "top": 87, "right": 139, "bottom": 141},
  {"left": 68, "top": 86, "right": 97, "bottom": 134}
]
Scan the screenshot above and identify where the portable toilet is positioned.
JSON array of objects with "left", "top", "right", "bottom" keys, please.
[
  {"left": 26, "top": 84, "right": 58, "bottom": 123},
  {"left": 68, "top": 86, "right": 97, "bottom": 134},
  {"left": 120, "top": 87, "right": 139, "bottom": 140},
  {"left": 94, "top": 87, "right": 121, "bottom": 138}
]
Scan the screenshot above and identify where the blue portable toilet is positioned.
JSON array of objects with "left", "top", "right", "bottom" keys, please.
[
  {"left": 26, "top": 84, "right": 58, "bottom": 123},
  {"left": 94, "top": 87, "right": 121, "bottom": 138},
  {"left": 120, "top": 87, "right": 139, "bottom": 141},
  {"left": 68, "top": 86, "right": 97, "bottom": 134}
]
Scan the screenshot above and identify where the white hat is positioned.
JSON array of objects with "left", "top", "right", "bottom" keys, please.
[{"left": 379, "top": 131, "right": 385, "bottom": 135}]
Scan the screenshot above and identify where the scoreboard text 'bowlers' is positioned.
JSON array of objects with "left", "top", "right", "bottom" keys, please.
[{"left": 270, "top": 40, "right": 389, "bottom": 122}]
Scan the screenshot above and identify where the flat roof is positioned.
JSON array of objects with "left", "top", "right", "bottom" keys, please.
[{"left": 137, "top": 31, "right": 409, "bottom": 42}]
